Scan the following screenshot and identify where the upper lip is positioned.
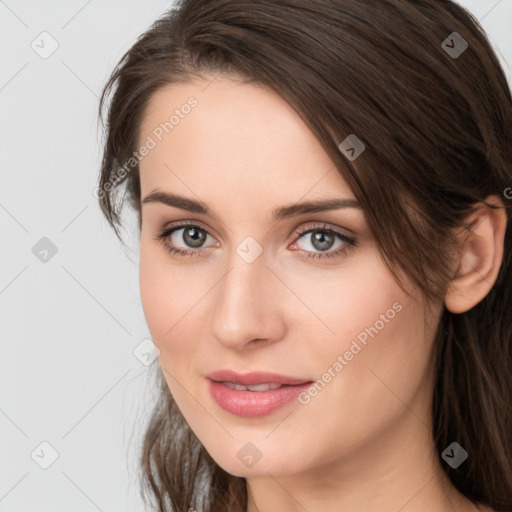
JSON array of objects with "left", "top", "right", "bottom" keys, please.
[{"left": 206, "top": 370, "right": 312, "bottom": 386}]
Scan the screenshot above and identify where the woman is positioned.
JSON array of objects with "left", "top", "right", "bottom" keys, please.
[{"left": 97, "top": 1, "right": 512, "bottom": 510}]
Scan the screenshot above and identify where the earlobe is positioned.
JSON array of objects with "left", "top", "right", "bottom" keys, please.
[{"left": 444, "top": 195, "right": 507, "bottom": 314}]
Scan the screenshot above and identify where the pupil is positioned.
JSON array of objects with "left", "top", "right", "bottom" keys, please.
[
  {"left": 312, "top": 231, "right": 334, "bottom": 251},
  {"left": 184, "top": 227, "right": 206, "bottom": 248}
]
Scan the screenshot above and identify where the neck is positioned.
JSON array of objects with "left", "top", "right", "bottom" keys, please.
[{"left": 245, "top": 413, "right": 479, "bottom": 512}]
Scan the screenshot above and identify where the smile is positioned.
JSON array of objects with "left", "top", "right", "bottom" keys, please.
[{"left": 206, "top": 370, "right": 313, "bottom": 417}]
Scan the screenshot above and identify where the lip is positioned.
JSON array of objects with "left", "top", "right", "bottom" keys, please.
[
  {"left": 206, "top": 370, "right": 314, "bottom": 418},
  {"left": 206, "top": 370, "right": 312, "bottom": 386}
]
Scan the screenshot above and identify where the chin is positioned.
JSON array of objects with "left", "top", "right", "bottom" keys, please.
[{"left": 204, "top": 441, "right": 306, "bottom": 478}]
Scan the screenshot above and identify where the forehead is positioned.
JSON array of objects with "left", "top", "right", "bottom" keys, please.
[{"left": 138, "top": 76, "right": 355, "bottom": 208}]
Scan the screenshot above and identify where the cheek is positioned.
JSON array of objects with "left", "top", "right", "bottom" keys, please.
[
  {"left": 298, "top": 257, "right": 433, "bottom": 420},
  {"left": 139, "top": 238, "right": 208, "bottom": 359},
  {"left": 330, "top": 297, "right": 433, "bottom": 428},
  {"left": 139, "top": 242, "right": 167, "bottom": 339},
  {"left": 291, "top": 298, "right": 435, "bottom": 469},
  {"left": 138, "top": 243, "right": 212, "bottom": 436},
  {"left": 290, "top": 253, "right": 405, "bottom": 351},
  {"left": 138, "top": 238, "right": 187, "bottom": 350}
]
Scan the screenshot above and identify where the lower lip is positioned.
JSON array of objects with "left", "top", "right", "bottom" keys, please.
[{"left": 207, "top": 379, "right": 312, "bottom": 418}]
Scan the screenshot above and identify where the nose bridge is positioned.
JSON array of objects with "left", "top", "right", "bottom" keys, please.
[{"left": 209, "top": 245, "right": 284, "bottom": 349}]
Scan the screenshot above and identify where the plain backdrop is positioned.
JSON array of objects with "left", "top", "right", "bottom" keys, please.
[{"left": 1, "top": 1, "right": 511, "bottom": 511}]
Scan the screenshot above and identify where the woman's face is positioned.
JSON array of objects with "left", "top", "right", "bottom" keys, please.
[{"left": 138, "top": 75, "right": 442, "bottom": 478}]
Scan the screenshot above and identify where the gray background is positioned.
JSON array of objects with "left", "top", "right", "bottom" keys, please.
[{"left": 1, "top": 1, "right": 511, "bottom": 511}]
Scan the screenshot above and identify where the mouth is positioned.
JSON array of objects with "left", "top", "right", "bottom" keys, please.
[
  {"left": 205, "top": 370, "right": 314, "bottom": 417},
  {"left": 221, "top": 381, "right": 286, "bottom": 391}
]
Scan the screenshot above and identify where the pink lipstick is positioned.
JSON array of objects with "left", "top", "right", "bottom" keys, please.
[{"left": 206, "top": 370, "right": 313, "bottom": 418}]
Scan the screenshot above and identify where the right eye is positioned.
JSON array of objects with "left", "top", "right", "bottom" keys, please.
[{"left": 154, "top": 222, "right": 218, "bottom": 257}]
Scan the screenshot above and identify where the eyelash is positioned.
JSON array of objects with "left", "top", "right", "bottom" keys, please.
[{"left": 153, "top": 221, "right": 357, "bottom": 261}]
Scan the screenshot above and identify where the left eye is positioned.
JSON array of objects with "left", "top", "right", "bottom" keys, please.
[
  {"left": 294, "top": 228, "right": 344, "bottom": 252},
  {"left": 290, "top": 225, "right": 356, "bottom": 260}
]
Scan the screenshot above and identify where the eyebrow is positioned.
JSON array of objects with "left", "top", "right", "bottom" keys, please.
[{"left": 142, "top": 191, "right": 361, "bottom": 221}]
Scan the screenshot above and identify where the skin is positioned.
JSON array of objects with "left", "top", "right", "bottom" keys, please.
[{"left": 137, "top": 75, "right": 505, "bottom": 512}]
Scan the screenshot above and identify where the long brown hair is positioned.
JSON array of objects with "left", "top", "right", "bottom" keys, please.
[{"left": 97, "top": 1, "right": 512, "bottom": 510}]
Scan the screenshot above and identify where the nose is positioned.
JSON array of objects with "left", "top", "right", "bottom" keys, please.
[{"left": 209, "top": 251, "right": 287, "bottom": 351}]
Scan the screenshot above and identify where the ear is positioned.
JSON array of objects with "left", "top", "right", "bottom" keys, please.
[{"left": 444, "top": 195, "right": 507, "bottom": 314}]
